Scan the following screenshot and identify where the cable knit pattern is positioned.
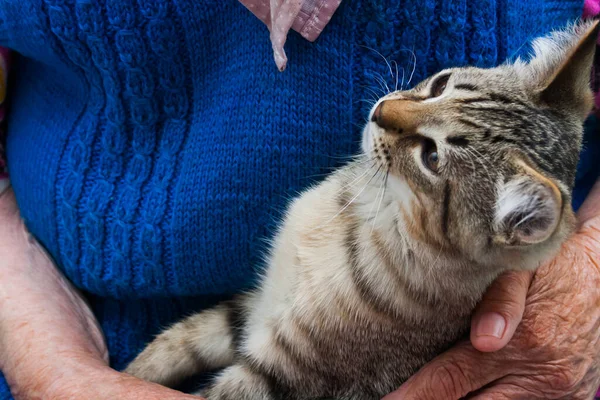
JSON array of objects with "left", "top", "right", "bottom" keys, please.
[
  {"left": 39, "top": 0, "right": 193, "bottom": 298},
  {"left": 0, "top": 1, "right": 586, "bottom": 396}
]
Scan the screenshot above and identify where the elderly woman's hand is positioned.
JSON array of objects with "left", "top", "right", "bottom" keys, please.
[
  {"left": 0, "top": 188, "right": 202, "bottom": 400},
  {"left": 384, "top": 180, "right": 600, "bottom": 400}
]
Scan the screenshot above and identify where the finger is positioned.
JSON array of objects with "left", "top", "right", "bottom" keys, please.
[
  {"left": 468, "top": 382, "right": 534, "bottom": 400},
  {"left": 383, "top": 342, "right": 505, "bottom": 400},
  {"left": 467, "top": 374, "right": 598, "bottom": 400},
  {"left": 577, "top": 178, "right": 600, "bottom": 228},
  {"left": 470, "top": 270, "right": 533, "bottom": 353},
  {"left": 466, "top": 375, "right": 541, "bottom": 400}
]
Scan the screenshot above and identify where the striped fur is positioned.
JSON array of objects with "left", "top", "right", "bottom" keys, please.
[{"left": 125, "top": 21, "right": 598, "bottom": 399}]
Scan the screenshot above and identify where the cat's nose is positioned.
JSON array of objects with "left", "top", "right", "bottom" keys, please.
[
  {"left": 371, "top": 100, "right": 418, "bottom": 134},
  {"left": 371, "top": 101, "right": 386, "bottom": 126}
]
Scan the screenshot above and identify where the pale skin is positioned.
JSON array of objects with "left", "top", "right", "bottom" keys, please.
[
  {"left": 1, "top": 179, "right": 600, "bottom": 399},
  {"left": 0, "top": 187, "right": 201, "bottom": 400}
]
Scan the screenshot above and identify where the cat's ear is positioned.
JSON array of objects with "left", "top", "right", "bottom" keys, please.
[
  {"left": 527, "top": 20, "right": 599, "bottom": 119},
  {"left": 493, "top": 163, "right": 562, "bottom": 246}
]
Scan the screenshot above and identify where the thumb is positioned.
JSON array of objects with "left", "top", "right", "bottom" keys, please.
[
  {"left": 470, "top": 270, "right": 533, "bottom": 352},
  {"left": 383, "top": 342, "right": 504, "bottom": 400}
]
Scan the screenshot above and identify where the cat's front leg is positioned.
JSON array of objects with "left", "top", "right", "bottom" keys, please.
[
  {"left": 125, "top": 303, "right": 236, "bottom": 387},
  {"left": 198, "top": 364, "right": 281, "bottom": 400}
]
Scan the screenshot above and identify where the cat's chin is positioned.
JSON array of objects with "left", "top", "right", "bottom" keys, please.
[{"left": 360, "top": 123, "right": 375, "bottom": 155}]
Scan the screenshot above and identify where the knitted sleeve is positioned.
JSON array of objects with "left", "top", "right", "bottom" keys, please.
[{"left": 0, "top": 48, "right": 8, "bottom": 195}]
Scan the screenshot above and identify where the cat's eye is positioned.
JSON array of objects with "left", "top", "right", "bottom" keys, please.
[
  {"left": 421, "top": 138, "right": 439, "bottom": 172},
  {"left": 430, "top": 74, "right": 450, "bottom": 98}
]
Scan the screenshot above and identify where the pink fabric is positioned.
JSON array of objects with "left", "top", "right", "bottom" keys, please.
[
  {"left": 239, "top": 0, "right": 342, "bottom": 71},
  {"left": 584, "top": 0, "right": 600, "bottom": 19}
]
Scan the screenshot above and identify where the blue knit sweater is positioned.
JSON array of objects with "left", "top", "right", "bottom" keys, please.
[{"left": 0, "top": 0, "right": 591, "bottom": 397}]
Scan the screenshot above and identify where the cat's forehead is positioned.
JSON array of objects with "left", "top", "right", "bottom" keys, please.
[{"left": 418, "top": 66, "right": 523, "bottom": 93}]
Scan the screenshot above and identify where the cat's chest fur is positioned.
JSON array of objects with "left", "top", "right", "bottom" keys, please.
[{"left": 237, "top": 172, "right": 479, "bottom": 399}]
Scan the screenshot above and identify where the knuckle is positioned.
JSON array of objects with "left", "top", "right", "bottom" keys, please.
[
  {"left": 428, "top": 361, "right": 471, "bottom": 398},
  {"left": 493, "top": 271, "right": 531, "bottom": 296},
  {"left": 481, "top": 273, "right": 529, "bottom": 315},
  {"left": 502, "top": 270, "right": 531, "bottom": 288},
  {"left": 524, "top": 361, "right": 587, "bottom": 397},
  {"left": 547, "top": 364, "right": 584, "bottom": 392},
  {"left": 488, "top": 298, "right": 524, "bottom": 321},
  {"left": 518, "top": 314, "right": 555, "bottom": 352}
]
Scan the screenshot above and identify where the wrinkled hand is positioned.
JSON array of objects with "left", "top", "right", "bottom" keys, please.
[
  {"left": 0, "top": 188, "right": 202, "bottom": 400},
  {"left": 385, "top": 180, "right": 600, "bottom": 400},
  {"left": 37, "top": 362, "right": 204, "bottom": 400}
]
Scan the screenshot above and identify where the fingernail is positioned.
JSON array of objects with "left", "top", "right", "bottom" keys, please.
[{"left": 474, "top": 312, "right": 506, "bottom": 338}]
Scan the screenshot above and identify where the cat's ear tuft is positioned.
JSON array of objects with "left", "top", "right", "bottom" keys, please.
[
  {"left": 518, "top": 20, "right": 599, "bottom": 119},
  {"left": 493, "top": 169, "right": 562, "bottom": 246}
]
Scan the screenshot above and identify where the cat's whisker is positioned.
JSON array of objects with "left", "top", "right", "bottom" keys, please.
[
  {"left": 454, "top": 148, "right": 476, "bottom": 175},
  {"left": 319, "top": 154, "right": 367, "bottom": 161},
  {"left": 301, "top": 160, "right": 373, "bottom": 180},
  {"left": 356, "top": 88, "right": 380, "bottom": 98},
  {"left": 399, "top": 66, "right": 406, "bottom": 90},
  {"left": 371, "top": 72, "right": 390, "bottom": 95},
  {"left": 319, "top": 164, "right": 383, "bottom": 229},
  {"left": 355, "top": 156, "right": 378, "bottom": 164},
  {"left": 406, "top": 49, "right": 417, "bottom": 88},
  {"left": 370, "top": 170, "right": 389, "bottom": 235},
  {"left": 514, "top": 209, "right": 540, "bottom": 229},
  {"left": 359, "top": 85, "right": 383, "bottom": 101},
  {"left": 426, "top": 237, "right": 447, "bottom": 281},
  {"left": 391, "top": 60, "right": 399, "bottom": 92},
  {"left": 465, "top": 149, "right": 488, "bottom": 179},
  {"left": 353, "top": 122, "right": 367, "bottom": 129},
  {"left": 355, "top": 95, "right": 378, "bottom": 102},
  {"left": 469, "top": 146, "right": 488, "bottom": 162},
  {"left": 354, "top": 99, "right": 378, "bottom": 107},
  {"left": 358, "top": 168, "right": 387, "bottom": 262},
  {"left": 365, "top": 168, "right": 386, "bottom": 224},
  {"left": 460, "top": 146, "right": 486, "bottom": 176},
  {"left": 300, "top": 172, "right": 334, "bottom": 180},
  {"left": 343, "top": 157, "right": 378, "bottom": 170},
  {"left": 303, "top": 159, "right": 371, "bottom": 178},
  {"left": 465, "top": 147, "right": 494, "bottom": 182},
  {"left": 358, "top": 44, "right": 395, "bottom": 83},
  {"left": 338, "top": 161, "right": 378, "bottom": 193}
]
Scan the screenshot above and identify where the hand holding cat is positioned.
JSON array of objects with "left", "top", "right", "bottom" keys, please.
[
  {"left": 0, "top": 188, "right": 202, "bottom": 400},
  {"left": 385, "top": 179, "right": 600, "bottom": 400}
]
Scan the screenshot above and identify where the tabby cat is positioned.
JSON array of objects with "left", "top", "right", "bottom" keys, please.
[{"left": 125, "top": 20, "right": 599, "bottom": 399}]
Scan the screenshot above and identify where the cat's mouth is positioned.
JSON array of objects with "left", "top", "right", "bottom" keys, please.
[
  {"left": 371, "top": 127, "right": 392, "bottom": 167},
  {"left": 362, "top": 120, "right": 385, "bottom": 155},
  {"left": 363, "top": 120, "right": 396, "bottom": 164},
  {"left": 361, "top": 121, "right": 375, "bottom": 154}
]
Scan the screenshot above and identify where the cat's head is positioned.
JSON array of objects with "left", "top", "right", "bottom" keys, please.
[{"left": 362, "top": 20, "right": 599, "bottom": 270}]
